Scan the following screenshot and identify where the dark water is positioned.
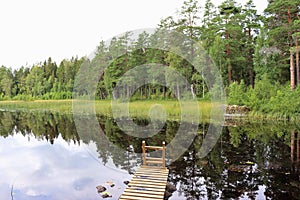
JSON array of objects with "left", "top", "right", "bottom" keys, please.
[{"left": 0, "top": 111, "right": 299, "bottom": 200}]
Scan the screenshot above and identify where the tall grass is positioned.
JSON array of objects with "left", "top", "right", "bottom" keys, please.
[
  {"left": 0, "top": 100, "right": 215, "bottom": 122},
  {"left": 0, "top": 100, "right": 72, "bottom": 114}
]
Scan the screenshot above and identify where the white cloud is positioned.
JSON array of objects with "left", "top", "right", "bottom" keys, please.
[{"left": 0, "top": 133, "right": 131, "bottom": 199}]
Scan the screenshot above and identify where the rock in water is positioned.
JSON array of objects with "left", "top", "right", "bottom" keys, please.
[
  {"left": 106, "top": 181, "right": 115, "bottom": 187},
  {"left": 96, "top": 185, "right": 106, "bottom": 193},
  {"left": 164, "top": 183, "right": 176, "bottom": 199},
  {"left": 166, "top": 183, "right": 176, "bottom": 193},
  {"left": 164, "top": 190, "right": 172, "bottom": 199},
  {"left": 101, "top": 191, "right": 112, "bottom": 198}
]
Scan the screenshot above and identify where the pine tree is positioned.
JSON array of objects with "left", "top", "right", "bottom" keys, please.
[
  {"left": 201, "top": 0, "right": 217, "bottom": 50},
  {"left": 217, "top": 0, "right": 245, "bottom": 84},
  {"left": 292, "top": 19, "right": 300, "bottom": 86},
  {"left": 264, "top": 0, "right": 300, "bottom": 89},
  {"left": 241, "top": 0, "right": 262, "bottom": 87}
]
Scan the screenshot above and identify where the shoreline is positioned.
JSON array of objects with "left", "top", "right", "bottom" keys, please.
[{"left": 0, "top": 100, "right": 299, "bottom": 123}]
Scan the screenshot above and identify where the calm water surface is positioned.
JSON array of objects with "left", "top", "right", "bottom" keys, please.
[{"left": 0, "top": 111, "right": 299, "bottom": 200}]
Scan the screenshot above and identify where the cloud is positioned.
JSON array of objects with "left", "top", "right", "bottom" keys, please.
[{"left": 0, "top": 133, "right": 131, "bottom": 200}]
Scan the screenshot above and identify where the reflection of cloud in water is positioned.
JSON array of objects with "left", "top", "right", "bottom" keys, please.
[{"left": 0, "top": 132, "right": 131, "bottom": 200}]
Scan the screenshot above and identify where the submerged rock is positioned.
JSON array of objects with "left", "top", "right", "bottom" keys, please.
[
  {"left": 164, "top": 183, "right": 177, "bottom": 199},
  {"left": 166, "top": 183, "right": 176, "bottom": 193},
  {"left": 164, "top": 190, "right": 172, "bottom": 199},
  {"left": 96, "top": 185, "right": 106, "bottom": 193},
  {"left": 106, "top": 181, "right": 115, "bottom": 187},
  {"left": 101, "top": 191, "right": 112, "bottom": 198}
]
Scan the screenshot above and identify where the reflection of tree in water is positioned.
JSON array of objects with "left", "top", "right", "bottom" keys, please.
[
  {"left": 1, "top": 111, "right": 300, "bottom": 199},
  {"left": 0, "top": 111, "right": 141, "bottom": 173},
  {"left": 291, "top": 130, "right": 300, "bottom": 171},
  {"left": 94, "top": 116, "right": 172, "bottom": 174},
  {"left": 0, "top": 111, "right": 79, "bottom": 144},
  {"left": 0, "top": 111, "right": 16, "bottom": 137},
  {"left": 168, "top": 122, "right": 300, "bottom": 199},
  {"left": 0, "top": 111, "right": 168, "bottom": 174}
]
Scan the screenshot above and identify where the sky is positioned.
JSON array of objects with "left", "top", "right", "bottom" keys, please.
[{"left": 0, "top": 0, "right": 268, "bottom": 70}]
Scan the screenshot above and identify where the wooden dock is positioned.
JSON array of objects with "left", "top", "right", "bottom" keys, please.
[{"left": 119, "top": 141, "right": 169, "bottom": 200}]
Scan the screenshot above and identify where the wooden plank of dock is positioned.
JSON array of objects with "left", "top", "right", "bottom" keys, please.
[
  {"left": 119, "top": 141, "right": 169, "bottom": 200},
  {"left": 119, "top": 166, "right": 169, "bottom": 200}
]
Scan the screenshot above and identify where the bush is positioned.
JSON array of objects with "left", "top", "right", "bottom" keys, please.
[
  {"left": 40, "top": 92, "right": 73, "bottom": 100},
  {"left": 227, "top": 80, "right": 247, "bottom": 106},
  {"left": 226, "top": 74, "right": 300, "bottom": 120},
  {"left": 12, "top": 94, "right": 35, "bottom": 101},
  {"left": 246, "top": 75, "right": 278, "bottom": 111}
]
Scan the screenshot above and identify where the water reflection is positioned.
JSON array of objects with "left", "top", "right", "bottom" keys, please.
[
  {"left": 0, "top": 132, "right": 131, "bottom": 200},
  {"left": 169, "top": 122, "right": 300, "bottom": 199},
  {"left": 291, "top": 130, "right": 300, "bottom": 172},
  {"left": 0, "top": 111, "right": 299, "bottom": 199},
  {"left": 0, "top": 111, "right": 133, "bottom": 200}
]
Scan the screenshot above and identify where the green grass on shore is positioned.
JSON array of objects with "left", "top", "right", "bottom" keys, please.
[{"left": 0, "top": 100, "right": 217, "bottom": 122}]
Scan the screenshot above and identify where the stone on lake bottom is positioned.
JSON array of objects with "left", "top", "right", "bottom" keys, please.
[
  {"left": 106, "top": 181, "right": 115, "bottom": 187},
  {"left": 101, "top": 191, "right": 112, "bottom": 198},
  {"left": 96, "top": 185, "right": 106, "bottom": 193}
]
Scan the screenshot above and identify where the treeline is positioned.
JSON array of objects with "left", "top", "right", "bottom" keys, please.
[
  {"left": 0, "top": 0, "right": 299, "bottom": 104},
  {"left": 0, "top": 57, "right": 84, "bottom": 100}
]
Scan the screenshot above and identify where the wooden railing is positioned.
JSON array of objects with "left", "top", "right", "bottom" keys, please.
[{"left": 142, "top": 140, "right": 166, "bottom": 168}]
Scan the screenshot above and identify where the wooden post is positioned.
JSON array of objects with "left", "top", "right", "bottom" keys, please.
[
  {"left": 162, "top": 141, "right": 166, "bottom": 168},
  {"left": 142, "top": 141, "right": 146, "bottom": 166}
]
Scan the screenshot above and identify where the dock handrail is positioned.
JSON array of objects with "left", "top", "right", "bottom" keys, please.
[{"left": 142, "top": 141, "right": 166, "bottom": 167}]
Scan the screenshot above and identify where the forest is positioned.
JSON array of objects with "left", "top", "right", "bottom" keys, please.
[{"left": 0, "top": 0, "right": 300, "bottom": 118}]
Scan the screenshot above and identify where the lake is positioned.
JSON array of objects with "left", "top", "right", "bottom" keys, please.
[{"left": 0, "top": 110, "right": 299, "bottom": 200}]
